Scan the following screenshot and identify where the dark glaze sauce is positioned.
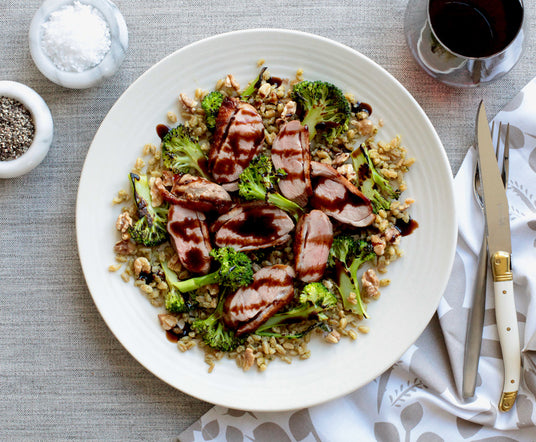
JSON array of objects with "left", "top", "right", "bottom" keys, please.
[
  {"left": 226, "top": 209, "right": 280, "bottom": 240},
  {"left": 395, "top": 217, "right": 419, "bottom": 236},
  {"left": 156, "top": 124, "right": 170, "bottom": 140},
  {"left": 169, "top": 216, "right": 202, "bottom": 242},
  {"left": 352, "top": 101, "right": 373, "bottom": 116}
]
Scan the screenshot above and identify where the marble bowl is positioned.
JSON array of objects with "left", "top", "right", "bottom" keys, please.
[
  {"left": 0, "top": 81, "right": 54, "bottom": 178},
  {"left": 28, "top": 0, "right": 128, "bottom": 89}
]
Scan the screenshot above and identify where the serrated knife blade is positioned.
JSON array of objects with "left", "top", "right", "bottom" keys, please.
[{"left": 476, "top": 101, "right": 520, "bottom": 412}]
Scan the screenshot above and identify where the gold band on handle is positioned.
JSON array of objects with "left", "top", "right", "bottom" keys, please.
[
  {"left": 499, "top": 391, "right": 518, "bottom": 412},
  {"left": 491, "top": 251, "right": 513, "bottom": 282}
]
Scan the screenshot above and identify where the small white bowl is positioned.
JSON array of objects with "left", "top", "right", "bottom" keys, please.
[
  {"left": 28, "top": 0, "right": 128, "bottom": 89},
  {"left": 0, "top": 81, "right": 54, "bottom": 178}
]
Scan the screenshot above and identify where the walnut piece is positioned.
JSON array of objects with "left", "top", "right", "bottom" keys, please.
[
  {"left": 158, "top": 314, "right": 178, "bottom": 331},
  {"left": 362, "top": 269, "right": 380, "bottom": 299},
  {"left": 133, "top": 257, "right": 151, "bottom": 277},
  {"left": 115, "top": 212, "right": 132, "bottom": 233}
]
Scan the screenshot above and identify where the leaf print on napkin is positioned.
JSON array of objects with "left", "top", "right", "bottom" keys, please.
[
  {"left": 502, "top": 124, "right": 524, "bottom": 149},
  {"left": 252, "top": 423, "right": 291, "bottom": 442},
  {"left": 401, "top": 402, "right": 423, "bottom": 442},
  {"left": 500, "top": 90, "right": 524, "bottom": 113},
  {"left": 374, "top": 421, "right": 400, "bottom": 442},
  {"left": 288, "top": 409, "right": 321, "bottom": 441},
  {"left": 456, "top": 416, "right": 483, "bottom": 439},
  {"left": 226, "top": 426, "right": 244, "bottom": 442},
  {"left": 511, "top": 180, "right": 536, "bottom": 214},
  {"left": 224, "top": 409, "right": 257, "bottom": 419},
  {"left": 515, "top": 394, "right": 535, "bottom": 428},
  {"left": 389, "top": 379, "right": 427, "bottom": 407},
  {"left": 529, "top": 146, "right": 536, "bottom": 174},
  {"left": 377, "top": 364, "right": 397, "bottom": 412},
  {"left": 202, "top": 419, "right": 220, "bottom": 440},
  {"left": 416, "top": 433, "right": 444, "bottom": 442}
]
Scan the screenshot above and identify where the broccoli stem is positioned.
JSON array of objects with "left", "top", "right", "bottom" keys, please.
[
  {"left": 266, "top": 192, "right": 303, "bottom": 220},
  {"left": 302, "top": 106, "right": 323, "bottom": 140},
  {"left": 175, "top": 271, "right": 219, "bottom": 293},
  {"left": 336, "top": 264, "right": 368, "bottom": 319}
]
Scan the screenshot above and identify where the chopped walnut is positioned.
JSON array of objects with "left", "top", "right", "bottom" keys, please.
[
  {"left": 225, "top": 74, "right": 240, "bottom": 91},
  {"left": 133, "top": 257, "right": 151, "bottom": 277},
  {"left": 257, "top": 82, "right": 272, "bottom": 98},
  {"left": 114, "top": 239, "right": 136, "bottom": 256},
  {"left": 362, "top": 269, "right": 380, "bottom": 299},
  {"left": 385, "top": 227, "right": 401, "bottom": 244},
  {"left": 281, "top": 100, "right": 296, "bottom": 119},
  {"left": 337, "top": 163, "right": 356, "bottom": 182},
  {"left": 332, "top": 152, "right": 350, "bottom": 168},
  {"left": 370, "top": 234, "right": 386, "bottom": 256},
  {"left": 149, "top": 177, "right": 163, "bottom": 207},
  {"left": 115, "top": 212, "right": 132, "bottom": 233},
  {"left": 179, "top": 93, "right": 197, "bottom": 112},
  {"left": 243, "top": 348, "right": 255, "bottom": 371},
  {"left": 354, "top": 118, "right": 375, "bottom": 136},
  {"left": 158, "top": 314, "right": 178, "bottom": 331}
]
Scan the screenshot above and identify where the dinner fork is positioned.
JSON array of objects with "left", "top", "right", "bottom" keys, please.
[{"left": 462, "top": 122, "right": 509, "bottom": 399}]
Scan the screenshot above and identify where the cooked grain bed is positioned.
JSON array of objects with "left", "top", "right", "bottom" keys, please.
[{"left": 110, "top": 64, "right": 415, "bottom": 372}]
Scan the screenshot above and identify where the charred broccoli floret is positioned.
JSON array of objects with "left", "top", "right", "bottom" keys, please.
[
  {"left": 192, "top": 292, "right": 242, "bottom": 352},
  {"left": 238, "top": 155, "right": 304, "bottom": 220},
  {"left": 201, "top": 91, "right": 224, "bottom": 131},
  {"left": 173, "top": 247, "right": 253, "bottom": 293},
  {"left": 328, "top": 235, "right": 376, "bottom": 318},
  {"left": 291, "top": 80, "right": 351, "bottom": 142},
  {"left": 128, "top": 173, "right": 168, "bottom": 247},
  {"left": 351, "top": 143, "right": 400, "bottom": 213},
  {"left": 161, "top": 261, "right": 197, "bottom": 313},
  {"left": 161, "top": 124, "right": 209, "bottom": 178},
  {"left": 254, "top": 283, "right": 337, "bottom": 338}
]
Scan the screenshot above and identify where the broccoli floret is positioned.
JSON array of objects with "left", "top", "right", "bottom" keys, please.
[
  {"left": 201, "top": 91, "right": 224, "bottom": 132},
  {"left": 238, "top": 155, "right": 304, "bottom": 220},
  {"left": 351, "top": 143, "right": 400, "bottom": 212},
  {"left": 161, "top": 124, "right": 209, "bottom": 178},
  {"left": 241, "top": 66, "right": 268, "bottom": 100},
  {"left": 291, "top": 80, "right": 351, "bottom": 142},
  {"left": 161, "top": 261, "right": 197, "bottom": 313},
  {"left": 174, "top": 247, "right": 253, "bottom": 293},
  {"left": 192, "top": 292, "right": 242, "bottom": 352},
  {"left": 254, "top": 283, "right": 337, "bottom": 337},
  {"left": 128, "top": 173, "right": 168, "bottom": 247},
  {"left": 328, "top": 235, "right": 376, "bottom": 318}
]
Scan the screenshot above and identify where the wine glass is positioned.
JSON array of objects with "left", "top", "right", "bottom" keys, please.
[{"left": 404, "top": 0, "right": 525, "bottom": 87}]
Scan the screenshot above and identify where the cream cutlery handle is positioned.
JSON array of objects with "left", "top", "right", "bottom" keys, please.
[{"left": 492, "top": 252, "right": 520, "bottom": 412}]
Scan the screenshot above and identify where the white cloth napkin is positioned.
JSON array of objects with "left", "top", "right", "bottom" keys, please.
[{"left": 179, "top": 80, "right": 536, "bottom": 442}]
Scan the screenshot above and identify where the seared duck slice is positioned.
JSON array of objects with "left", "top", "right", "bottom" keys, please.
[
  {"left": 167, "top": 204, "right": 212, "bottom": 274},
  {"left": 223, "top": 264, "right": 295, "bottom": 335},
  {"left": 310, "top": 161, "right": 375, "bottom": 227},
  {"left": 157, "top": 173, "right": 232, "bottom": 213},
  {"left": 209, "top": 97, "right": 264, "bottom": 185},
  {"left": 271, "top": 120, "right": 312, "bottom": 206},
  {"left": 294, "top": 210, "right": 333, "bottom": 282},
  {"left": 213, "top": 202, "right": 294, "bottom": 251}
]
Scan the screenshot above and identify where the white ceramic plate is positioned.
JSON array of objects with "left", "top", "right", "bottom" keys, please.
[{"left": 76, "top": 29, "right": 457, "bottom": 411}]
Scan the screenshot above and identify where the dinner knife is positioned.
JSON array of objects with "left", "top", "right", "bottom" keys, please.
[{"left": 476, "top": 102, "right": 520, "bottom": 412}]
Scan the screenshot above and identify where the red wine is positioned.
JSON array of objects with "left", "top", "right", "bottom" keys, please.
[{"left": 429, "top": 0, "right": 523, "bottom": 58}]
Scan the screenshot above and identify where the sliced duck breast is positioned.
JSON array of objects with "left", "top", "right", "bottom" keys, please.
[
  {"left": 310, "top": 161, "right": 375, "bottom": 227},
  {"left": 156, "top": 173, "right": 232, "bottom": 213},
  {"left": 223, "top": 264, "right": 295, "bottom": 336},
  {"left": 294, "top": 210, "right": 334, "bottom": 282},
  {"left": 213, "top": 203, "right": 294, "bottom": 251},
  {"left": 271, "top": 120, "right": 312, "bottom": 206},
  {"left": 209, "top": 97, "right": 264, "bottom": 185},
  {"left": 167, "top": 204, "right": 212, "bottom": 274}
]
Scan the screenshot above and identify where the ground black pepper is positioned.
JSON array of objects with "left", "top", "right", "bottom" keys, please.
[{"left": 0, "top": 96, "right": 35, "bottom": 161}]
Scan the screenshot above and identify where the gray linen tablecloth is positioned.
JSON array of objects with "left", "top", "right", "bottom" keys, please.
[{"left": 1, "top": 1, "right": 535, "bottom": 439}]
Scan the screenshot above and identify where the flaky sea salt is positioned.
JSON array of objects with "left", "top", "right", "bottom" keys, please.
[{"left": 41, "top": 1, "right": 111, "bottom": 72}]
